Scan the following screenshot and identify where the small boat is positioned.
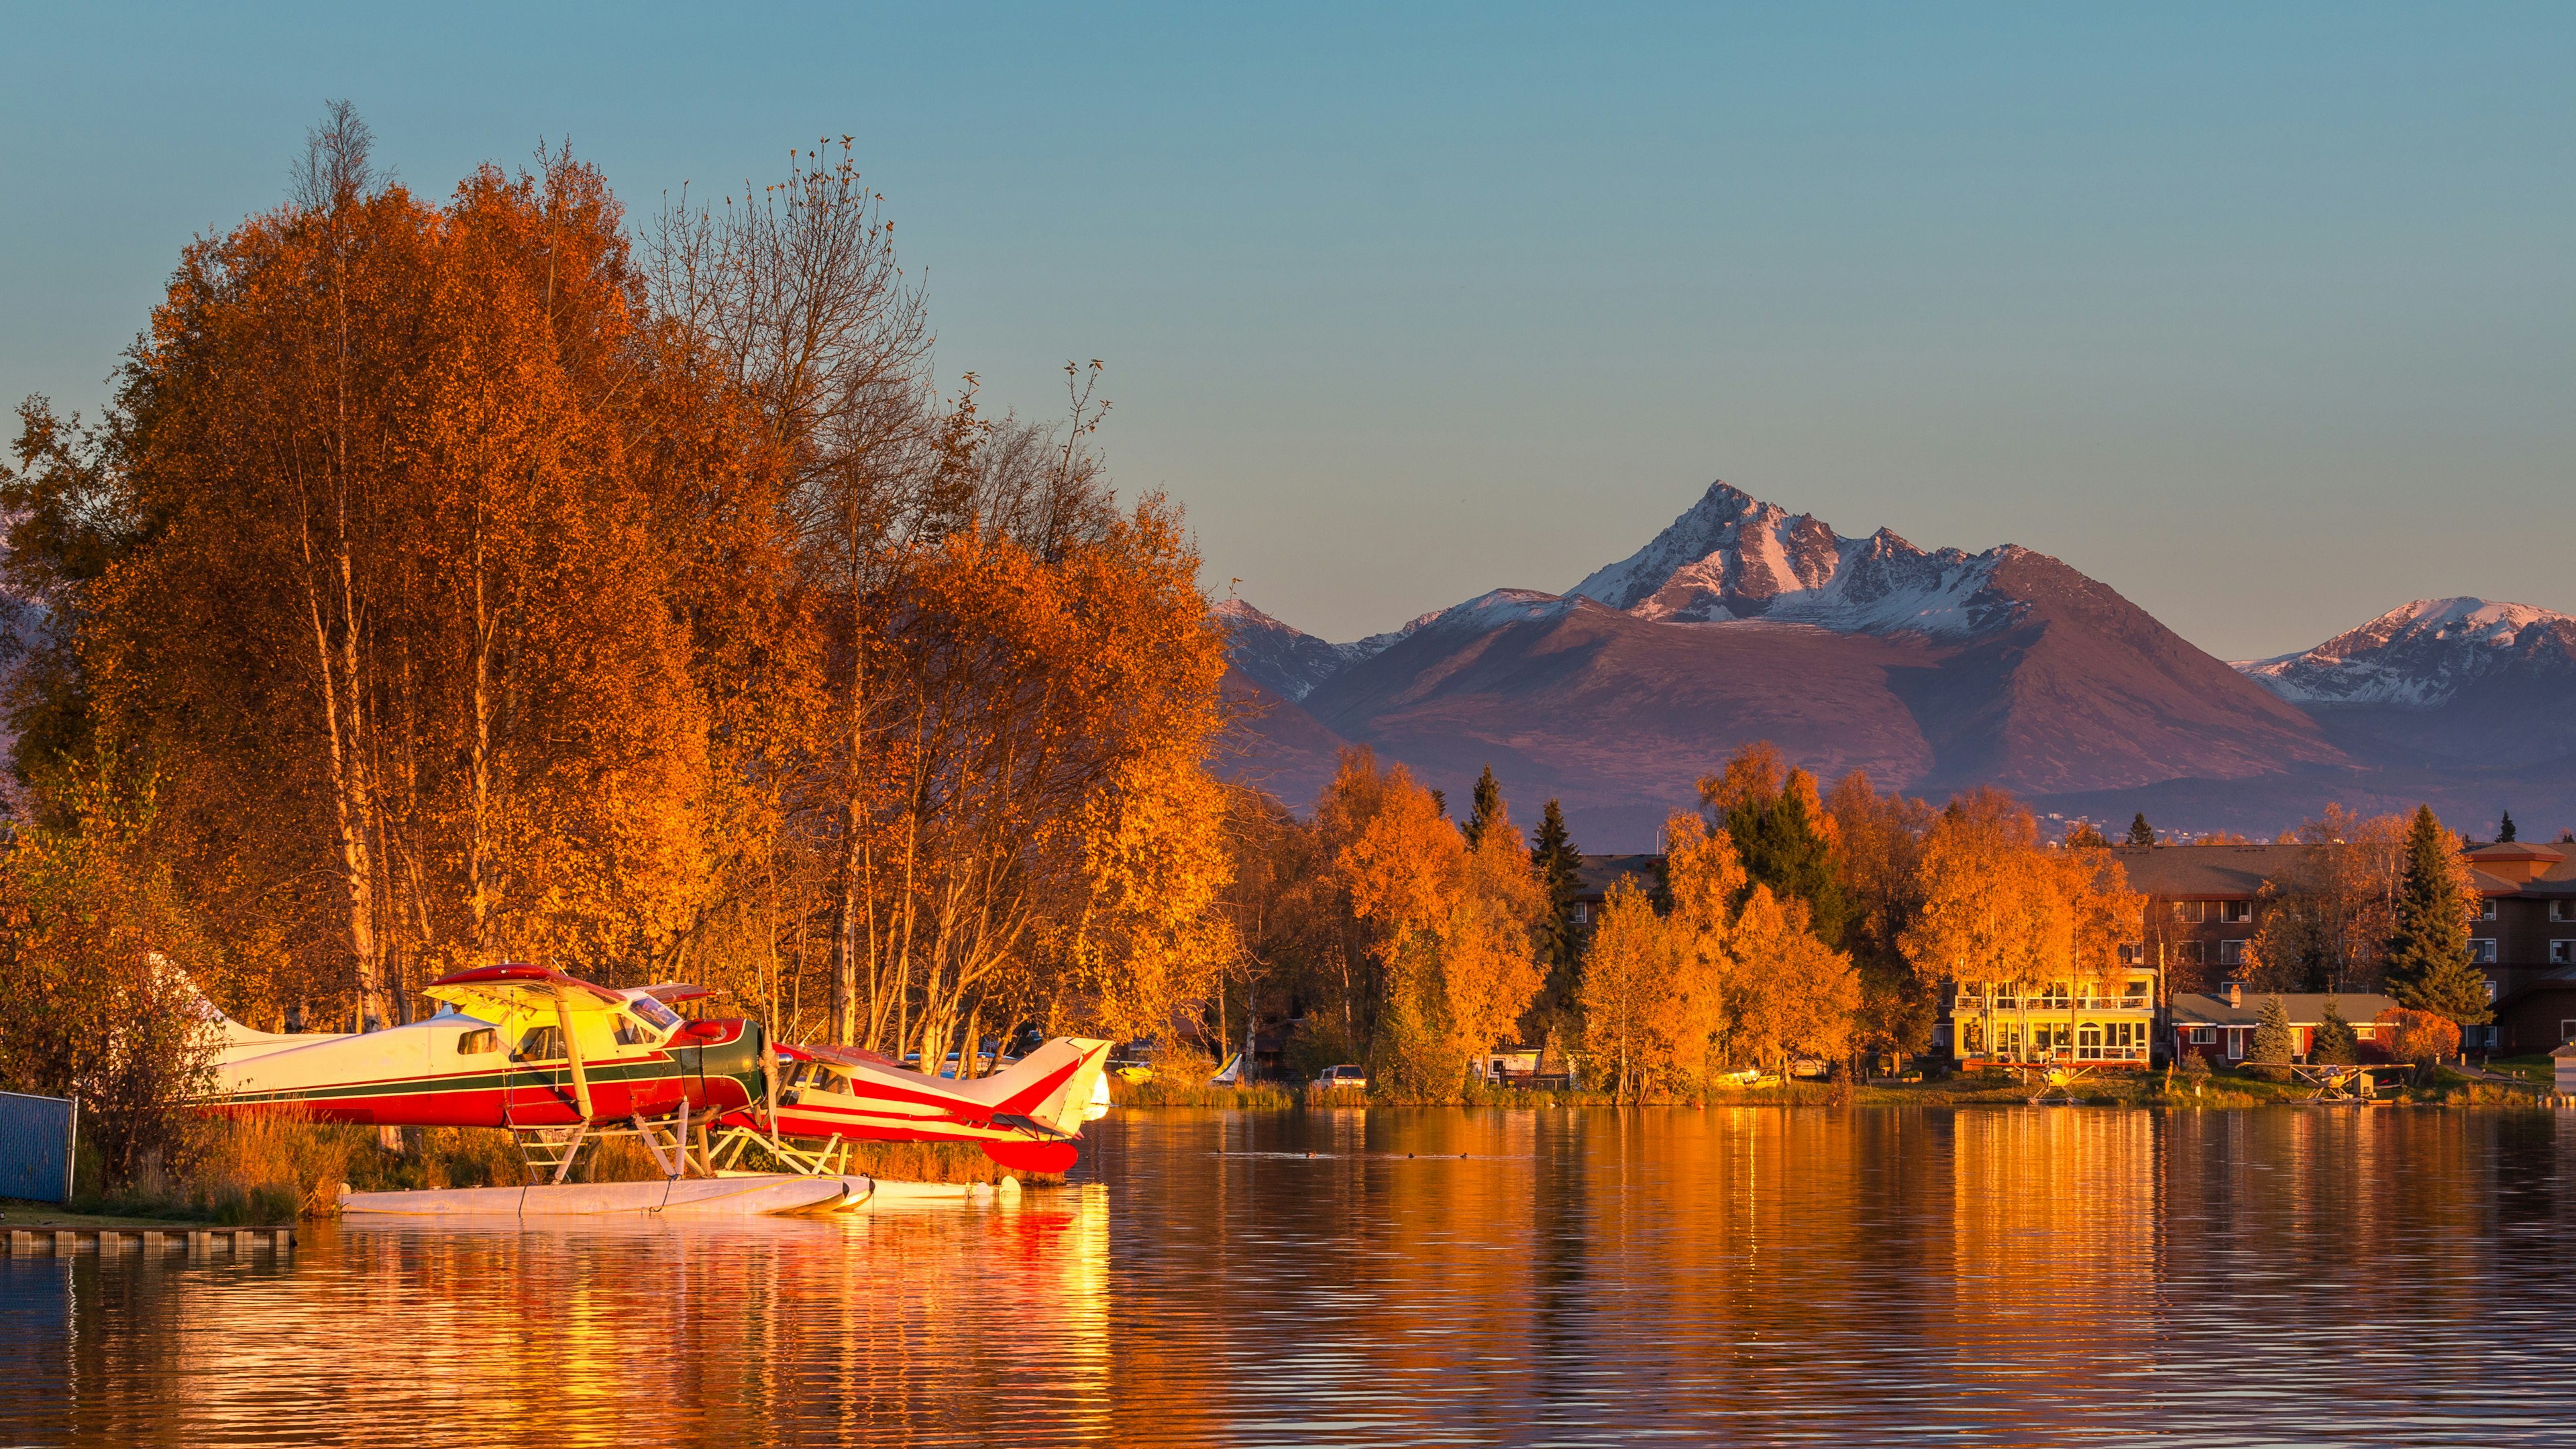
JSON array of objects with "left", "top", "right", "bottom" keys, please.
[{"left": 337, "top": 1173, "right": 871, "bottom": 1217}]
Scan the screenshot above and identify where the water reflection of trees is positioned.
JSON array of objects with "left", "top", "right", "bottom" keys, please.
[
  {"left": 23, "top": 1194, "right": 1112, "bottom": 1445},
  {"left": 19, "top": 1110, "right": 2576, "bottom": 1444}
]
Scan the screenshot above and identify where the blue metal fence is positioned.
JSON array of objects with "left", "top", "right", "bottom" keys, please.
[{"left": 0, "top": 1091, "right": 77, "bottom": 1202}]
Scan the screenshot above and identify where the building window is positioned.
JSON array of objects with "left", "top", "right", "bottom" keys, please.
[
  {"left": 2218, "top": 939, "right": 2247, "bottom": 967},
  {"left": 2220, "top": 900, "right": 2252, "bottom": 924},
  {"left": 2552, "top": 940, "right": 2575, "bottom": 965},
  {"left": 2478, "top": 898, "right": 2498, "bottom": 922},
  {"left": 2173, "top": 900, "right": 2207, "bottom": 923},
  {"left": 2470, "top": 938, "right": 2498, "bottom": 965},
  {"left": 2190, "top": 1026, "right": 2215, "bottom": 1044},
  {"left": 2552, "top": 900, "right": 2575, "bottom": 922},
  {"left": 1571, "top": 902, "right": 1590, "bottom": 924},
  {"left": 2175, "top": 941, "right": 2205, "bottom": 965}
]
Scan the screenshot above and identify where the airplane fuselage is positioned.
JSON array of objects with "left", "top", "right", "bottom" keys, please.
[{"left": 209, "top": 1012, "right": 763, "bottom": 1128}]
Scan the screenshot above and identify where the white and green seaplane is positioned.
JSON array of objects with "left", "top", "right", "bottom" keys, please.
[{"left": 202, "top": 964, "right": 1116, "bottom": 1214}]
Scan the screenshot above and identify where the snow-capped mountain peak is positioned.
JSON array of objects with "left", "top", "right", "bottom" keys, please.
[
  {"left": 2235, "top": 597, "right": 2576, "bottom": 707},
  {"left": 1567, "top": 480, "right": 2024, "bottom": 637}
]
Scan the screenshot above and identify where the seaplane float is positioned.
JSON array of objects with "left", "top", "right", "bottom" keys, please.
[{"left": 201, "top": 964, "right": 1114, "bottom": 1216}]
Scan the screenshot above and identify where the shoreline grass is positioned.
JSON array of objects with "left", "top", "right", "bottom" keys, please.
[
  {"left": 1107, "top": 1067, "right": 2558, "bottom": 1111},
  {"left": 1110, "top": 1075, "right": 1297, "bottom": 1110}
]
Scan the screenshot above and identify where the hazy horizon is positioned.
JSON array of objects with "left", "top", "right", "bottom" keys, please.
[{"left": 6, "top": 3, "right": 2570, "bottom": 660}]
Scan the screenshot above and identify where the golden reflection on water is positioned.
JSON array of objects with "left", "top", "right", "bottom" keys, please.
[{"left": 8, "top": 1108, "right": 2575, "bottom": 1446}]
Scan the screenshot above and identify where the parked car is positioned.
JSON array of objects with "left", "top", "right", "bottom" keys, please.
[{"left": 1315, "top": 1064, "right": 1368, "bottom": 1091}]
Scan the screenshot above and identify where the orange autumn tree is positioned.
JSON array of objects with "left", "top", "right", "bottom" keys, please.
[
  {"left": 1650, "top": 812, "right": 1745, "bottom": 1087},
  {"left": 5, "top": 111, "right": 1242, "bottom": 1069},
  {"left": 1901, "top": 788, "right": 2139, "bottom": 1064},
  {"left": 1572, "top": 810, "right": 1857, "bottom": 1097},
  {"left": 53, "top": 115, "right": 734, "bottom": 1028},
  {"left": 1577, "top": 877, "right": 1668, "bottom": 1099},
  {"left": 1327, "top": 751, "right": 1545, "bottom": 1097},
  {"left": 2373, "top": 1006, "right": 2461, "bottom": 1077}
]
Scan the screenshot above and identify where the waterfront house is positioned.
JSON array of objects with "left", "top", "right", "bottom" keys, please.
[
  {"left": 1941, "top": 967, "right": 2160, "bottom": 1069},
  {"left": 2169, "top": 987, "right": 2398, "bottom": 1065}
]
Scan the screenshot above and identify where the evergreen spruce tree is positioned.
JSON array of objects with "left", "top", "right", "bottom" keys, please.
[
  {"left": 2499, "top": 810, "right": 2518, "bottom": 843},
  {"left": 2249, "top": 994, "right": 2296, "bottom": 1079},
  {"left": 2126, "top": 813, "right": 2155, "bottom": 847},
  {"left": 1465, "top": 765, "right": 1504, "bottom": 849},
  {"left": 1528, "top": 798, "right": 1586, "bottom": 1024},
  {"left": 1723, "top": 778, "right": 1854, "bottom": 947},
  {"left": 2311, "top": 997, "right": 2359, "bottom": 1065},
  {"left": 2384, "top": 804, "right": 2494, "bottom": 1032}
]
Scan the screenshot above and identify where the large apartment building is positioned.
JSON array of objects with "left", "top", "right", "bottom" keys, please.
[{"left": 2462, "top": 841, "right": 2576, "bottom": 1053}]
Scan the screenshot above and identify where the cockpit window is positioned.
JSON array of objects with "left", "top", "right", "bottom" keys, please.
[
  {"left": 629, "top": 995, "right": 682, "bottom": 1032},
  {"left": 513, "top": 1026, "right": 565, "bottom": 1063},
  {"left": 455, "top": 1028, "right": 498, "bottom": 1056}
]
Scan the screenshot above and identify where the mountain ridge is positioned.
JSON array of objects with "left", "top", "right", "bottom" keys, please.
[{"left": 1215, "top": 480, "right": 2386, "bottom": 845}]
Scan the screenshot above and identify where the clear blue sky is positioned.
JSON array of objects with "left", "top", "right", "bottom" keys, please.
[{"left": 5, "top": 3, "right": 2570, "bottom": 659}]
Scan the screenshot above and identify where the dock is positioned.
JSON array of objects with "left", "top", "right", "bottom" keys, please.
[{"left": 3, "top": 1226, "right": 295, "bottom": 1256}]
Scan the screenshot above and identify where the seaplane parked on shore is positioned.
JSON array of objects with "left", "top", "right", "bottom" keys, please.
[
  {"left": 201, "top": 965, "right": 1118, "bottom": 1181},
  {"left": 209, "top": 965, "right": 764, "bottom": 1130}
]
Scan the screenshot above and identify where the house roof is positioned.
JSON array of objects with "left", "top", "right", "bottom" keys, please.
[
  {"left": 1574, "top": 854, "right": 1662, "bottom": 900},
  {"left": 2112, "top": 843, "right": 2576, "bottom": 900},
  {"left": 2171, "top": 991, "right": 2398, "bottom": 1028},
  {"left": 2109, "top": 845, "right": 2302, "bottom": 900},
  {"left": 2463, "top": 841, "right": 2576, "bottom": 896}
]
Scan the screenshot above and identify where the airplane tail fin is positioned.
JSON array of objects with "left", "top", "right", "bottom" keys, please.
[
  {"left": 950, "top": 1038, "right": 1114, "bottom": 1137},
  {"left": 154, "top": 955, "right": 338, "bottom": 1068}
]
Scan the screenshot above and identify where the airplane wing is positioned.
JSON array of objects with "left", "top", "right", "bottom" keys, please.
[
  {"left": 423, "top": 965, "right": 629, "bottom": 1024},
  {"left": 635, "top": 982, "right": 718, "bottom": 1007}
]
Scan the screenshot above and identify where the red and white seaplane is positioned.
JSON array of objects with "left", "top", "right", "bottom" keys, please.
[
  {"left": 201, "top": 964, "right": 1117, "bottom": 1187},
  {"left": 733, "top": 1036, "right": 1116, "bottom": 1177}
]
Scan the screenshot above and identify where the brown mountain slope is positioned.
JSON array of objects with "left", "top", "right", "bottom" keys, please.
[
  {"left": 1212, "top": 666, "right": 1352, "bottom": 812},
  {"left": 1283, "top": 558, "right": 2343, "bottom": 847}
]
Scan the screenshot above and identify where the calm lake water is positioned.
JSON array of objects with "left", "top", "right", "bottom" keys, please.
[{"left": 6, "top": 1106, "right": 2575, "bottom": 1446}]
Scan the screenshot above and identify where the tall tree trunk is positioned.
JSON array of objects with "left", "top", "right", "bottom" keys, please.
[
  {"left": 828, "top": 678, "right": 863, "bottom": 1045},
  {"left": 468, "top": 521, "right": 493, "bottom": 957},
  {"left": 301, "top": 506, "right": 384, "bottom": 1031}
]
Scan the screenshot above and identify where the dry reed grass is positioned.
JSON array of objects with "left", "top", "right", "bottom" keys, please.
[
  {"left": 189, "top": 1105, "right": 365, "bottom": 1222},
  {"left": 1113, "top": 1075, "right": 1295, "bottom": 1109}
]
